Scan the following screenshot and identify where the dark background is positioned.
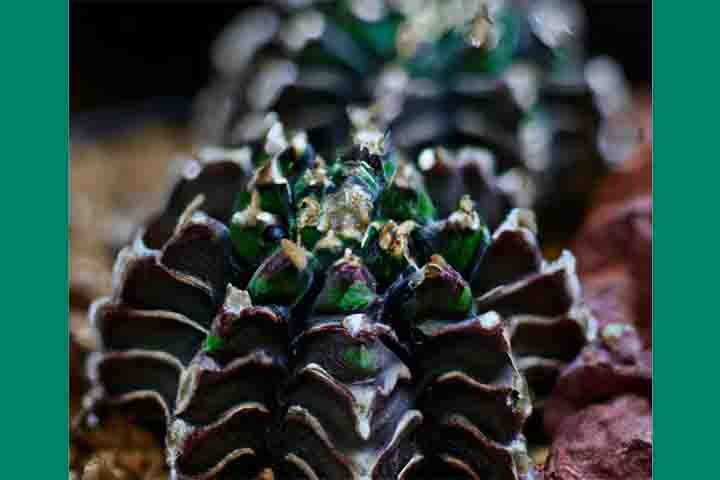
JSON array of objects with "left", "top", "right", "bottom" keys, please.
[{"left": 71, "top": 1, "right": 651, "bottom": 118}]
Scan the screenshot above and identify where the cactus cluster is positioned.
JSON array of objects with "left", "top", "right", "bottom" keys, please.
[{"left": 88, "top": 117, "right": 591, "bottom": 479}]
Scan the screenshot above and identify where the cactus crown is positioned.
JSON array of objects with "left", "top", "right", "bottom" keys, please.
[{"left": 229, "top": 116, "right": 489, "bottom": 287}]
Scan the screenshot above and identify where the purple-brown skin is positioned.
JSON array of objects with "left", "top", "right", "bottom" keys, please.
[
  {"left": 544, "top": 395, "right": 651, "bottom": 480},
  {"left": 143, "top": 158, "right": 250, "bottom": 250},
  {"left": 336, "top": 260, "right": 375, "bottom": 284}
]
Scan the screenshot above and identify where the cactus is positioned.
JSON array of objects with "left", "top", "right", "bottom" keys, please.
[
  {"left": 88, "top": 116, "right": 592, "bottom": 478},
  {"left": 195, "top": 0, "right": 632, "bottom": 235}
]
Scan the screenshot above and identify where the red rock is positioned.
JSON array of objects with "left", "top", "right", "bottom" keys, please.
[
  {"left": 544, "top": 323, "right": 651, "bottom": 438},
  {"left": 545, "top": 395, "right": 652, "bottom": 480},
  {"left": 573, "top": 143, "right": 652, "bottom": 345},
  {"left": 591, "top": 143, "right": 652, "bottom": 208},
  {"left": 582, "top": 266, "right": 637, "bottom": 329}
]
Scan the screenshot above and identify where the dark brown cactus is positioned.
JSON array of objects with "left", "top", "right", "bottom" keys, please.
[
  {"left": 471, "top": 209, "right": 593, "bottom": 439},
  {"left": 87, "top": 119, "right": 589, "bottom": 478},
  {"left": 382, "top": 256, "right": 534, "bottom": 479}
]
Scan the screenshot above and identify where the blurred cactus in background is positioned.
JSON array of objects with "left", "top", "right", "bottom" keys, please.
[{"left": 194, "top": 0, "right": 640, "bottom": 239}]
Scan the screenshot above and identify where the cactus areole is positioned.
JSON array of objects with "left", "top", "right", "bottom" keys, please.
[{"left": 88, "top": 115, "right": 591, "bottom": 479}]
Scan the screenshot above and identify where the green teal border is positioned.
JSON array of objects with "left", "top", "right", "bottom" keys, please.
[
  {"left": 0, "top": 1, "right": 68, "bottom": 476},
  {"left": 0, "top": 1, "right": 707, "bottom": 477},
  {"left": 653, "top": 2, "right": 718, "bottom": 479}
]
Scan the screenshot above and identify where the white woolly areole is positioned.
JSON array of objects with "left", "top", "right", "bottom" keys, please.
[
  {"left": 223, "top": 285, "right": 253, "bottom": 315},
  {"left": 264, "top": 121, "right": 290, "bottom": 156},
  {"left": 478, "top": 311, "right": 501, "bottom": 329},
  {"left": 343, "top": 313, "right": 372, "bottom": 337},
  {"left": 543, "top": 250, "right": 581, "bottom": 302},
  {"left": 495, "top": 208, "right": 538, "bottom": 237}
]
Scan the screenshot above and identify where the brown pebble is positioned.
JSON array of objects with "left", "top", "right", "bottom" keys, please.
[
  {"left": 545, "top": 395, "right": 651, "bottom": 480},
  {"left": 572, "top": 143, "right": 652, "bottom": 345},
  {"left": 544, "top": 323, "right": 651, "bottom": 437}
]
